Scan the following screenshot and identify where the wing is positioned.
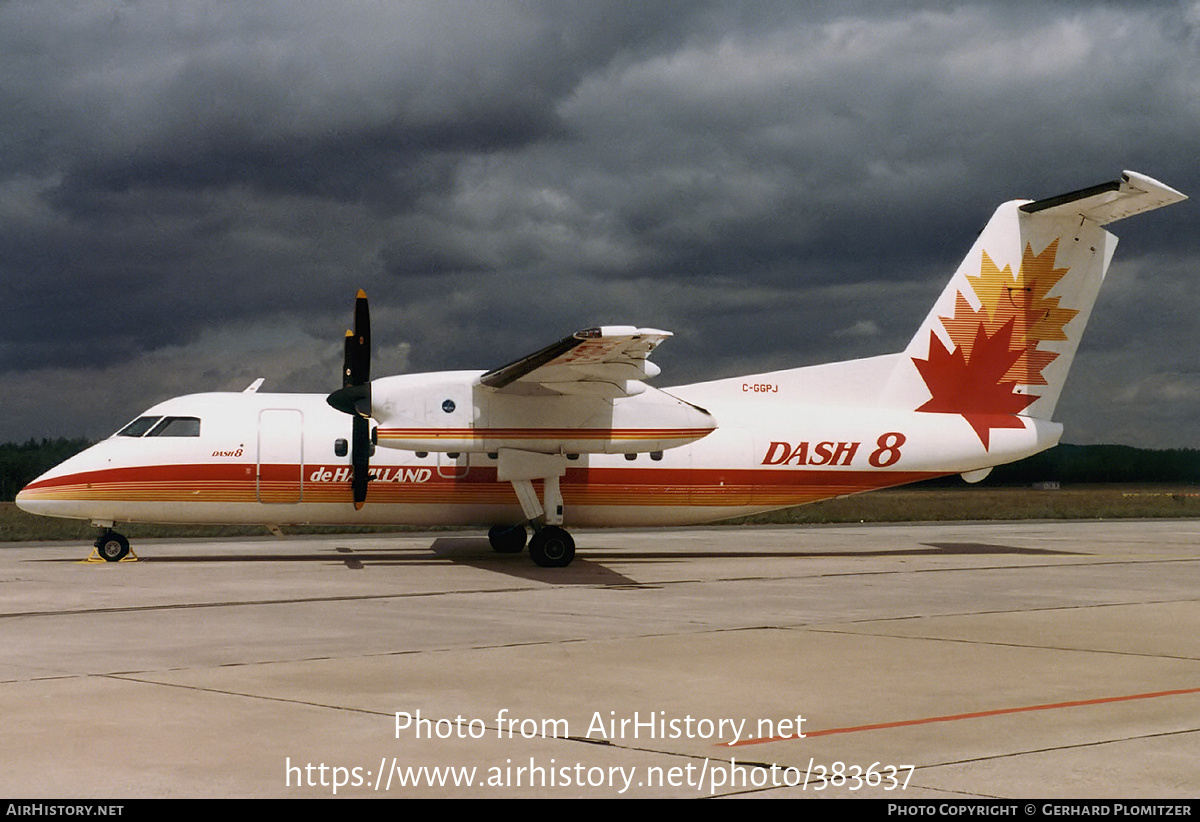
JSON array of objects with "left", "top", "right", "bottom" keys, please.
[{"left": 479, "top": 326, "right": 671, "bottom": 398}]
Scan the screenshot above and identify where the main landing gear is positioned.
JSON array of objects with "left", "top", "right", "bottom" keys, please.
[
  {"left": 488, "top": 522, "right": 575, "bottom": 568},
  {"left": 528, "top": 525, "right": 575, "bottom": 568},
  {"left": 486, "top": 450, "right": 578, "bottom": 567},
  {"left": 93, "top": 529, "right": 134, "bottom": 562},
  {"left": 487, "top": 523, "right": 527, "bottom": 553}
]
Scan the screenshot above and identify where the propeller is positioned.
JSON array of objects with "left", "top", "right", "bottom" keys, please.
[{"left": 326, "top": 289, "right": 372, "bottom": 510}]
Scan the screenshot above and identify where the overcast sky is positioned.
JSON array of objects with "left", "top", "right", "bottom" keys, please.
[{"left": 2, "top": 1, "right": 1197, "bottom": 447}]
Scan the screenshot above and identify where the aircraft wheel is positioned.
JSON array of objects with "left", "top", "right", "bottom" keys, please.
[
  {"left": 488, "top": 524, "right": 527, "bottom": 553},
  {"left": 95, "top": 531, "right": 130, "bottom": 562},
  {"left": 528, "top": 526, "right": 575, "bottom": 568}
]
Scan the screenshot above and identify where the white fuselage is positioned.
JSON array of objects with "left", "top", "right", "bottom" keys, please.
[{"left": 15, "top": 365, "right": 1058, "bottom": 530}]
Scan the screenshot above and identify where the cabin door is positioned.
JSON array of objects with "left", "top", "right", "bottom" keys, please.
[{"left": 257, "top": 409, "right": 304, "bottom": 504}]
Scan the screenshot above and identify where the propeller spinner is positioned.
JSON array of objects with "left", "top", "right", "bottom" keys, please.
[{"left": 326, "top": 289, "right": 373, "bottom": 509}]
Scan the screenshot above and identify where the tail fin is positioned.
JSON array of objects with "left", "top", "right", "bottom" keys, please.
[{"left": 900, "top": 171, "right": 1185, "bottom": 446}]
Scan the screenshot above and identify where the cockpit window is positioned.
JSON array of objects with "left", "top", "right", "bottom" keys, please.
[
  {"left": 147, "top": 416, "right": 201, "bottom": 437},
  {"left": 117, "top": 416, "right": 162, "bottom": 437},
  {"left": 117, "top": 416, "right": 201, "bottom": 437}
]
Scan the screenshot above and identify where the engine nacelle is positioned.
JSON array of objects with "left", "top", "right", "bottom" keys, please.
[{"left": 369, "top": 371, "right": 716, "bottom": 454}]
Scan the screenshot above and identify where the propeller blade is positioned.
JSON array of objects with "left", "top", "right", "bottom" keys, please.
[
  {"left": 351, "top": 416, "right": 371, "bottom": 509},
  {"left": 327, "top": 289, "right": 374, "bottom": 509},
  {"left": 343, "top": 289, "right": 370, "bottom": 387}
]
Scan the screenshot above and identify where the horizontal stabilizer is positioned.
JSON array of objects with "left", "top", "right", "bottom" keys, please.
[{"left": 1020, "top": 171, "right": 1186, "bottom": 225}]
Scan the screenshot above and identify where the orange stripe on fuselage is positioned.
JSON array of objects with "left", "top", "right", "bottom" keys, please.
[
  {"left": 19, "top": 462, "right": 942, "bottom": 510},
  {"left": 376, "top": 428, "right": 713, "bottom": 441}
]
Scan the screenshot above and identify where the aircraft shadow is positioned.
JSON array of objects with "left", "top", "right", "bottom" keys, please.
[
  {"left": 36, "top": 539, "right": 1076, "bottom": 585},
  {"left": 38, "top": 537, "right": 640, "bottom": 585},
  {"left": 543, "top": 541, "right": 1081, "bottom": 563},
  {"left": 427, "top": 537, "right": 638, "bottom": 585}
]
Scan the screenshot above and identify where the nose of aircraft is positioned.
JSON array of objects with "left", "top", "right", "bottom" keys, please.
[
  {"left": 11, "top": 446, "right": 98, "bottom": 519},
  {"left": 14, "top": 475, "right": 49, "bottom": 516}
]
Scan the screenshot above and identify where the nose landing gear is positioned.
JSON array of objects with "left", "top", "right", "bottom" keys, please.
[{"left": 92, "top": 529, "right": 134, "bottom": 562}]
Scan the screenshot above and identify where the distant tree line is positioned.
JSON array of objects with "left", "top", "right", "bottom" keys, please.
[
  {"left": 3, "top": 439, "right": 1200, "bottom": 502},
  {"left": 0, "top": 438, "right": 93, "bottom": 501},
  {"left": 983, "top": 444, "right": 1200, "bottom": 486},
  {"left": 914, "top": 444, "right": 1200, "bottom": 487}
]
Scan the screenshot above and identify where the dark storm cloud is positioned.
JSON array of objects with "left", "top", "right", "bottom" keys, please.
[
  {"left": 0, "top": 0, "right": 709, "bottom": 375},
  {"left": 2, "top": 1, "right": 1198, "bottom": 446}
]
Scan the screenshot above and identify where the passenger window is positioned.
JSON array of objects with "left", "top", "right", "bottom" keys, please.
[
  {"left": 147, "top": 416, "right": 201, "bottom": 437},
  {"left": 117, "top": 416, "right": 162, "bottom": 437}
]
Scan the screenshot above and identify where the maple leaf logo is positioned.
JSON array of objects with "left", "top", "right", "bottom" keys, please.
[
  {"left": 914, "top": 241, "right": 1072, "bottom": 448},
  {"left": 913, "top": 322, "right": 1036, "bottom": 448}
]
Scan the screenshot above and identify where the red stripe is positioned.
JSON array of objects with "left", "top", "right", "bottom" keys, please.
[
  {"left": 24, "top": 462, "right": 937, "bottom": 490},
  {"left": 21, "top": 462, "right": 943, "bottom": 508},
  {"left": 724, "top": 686, "right": 1200, "bottom": 746}
]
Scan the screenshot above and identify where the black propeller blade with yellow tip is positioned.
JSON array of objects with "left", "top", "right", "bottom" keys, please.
[{"left": 326, "top": 290, "right": 373, "bottom": 509}]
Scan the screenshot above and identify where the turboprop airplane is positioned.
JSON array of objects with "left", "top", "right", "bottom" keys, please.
[{"left": 16, "top": 170, "right": 1186, "bottom": 567}]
